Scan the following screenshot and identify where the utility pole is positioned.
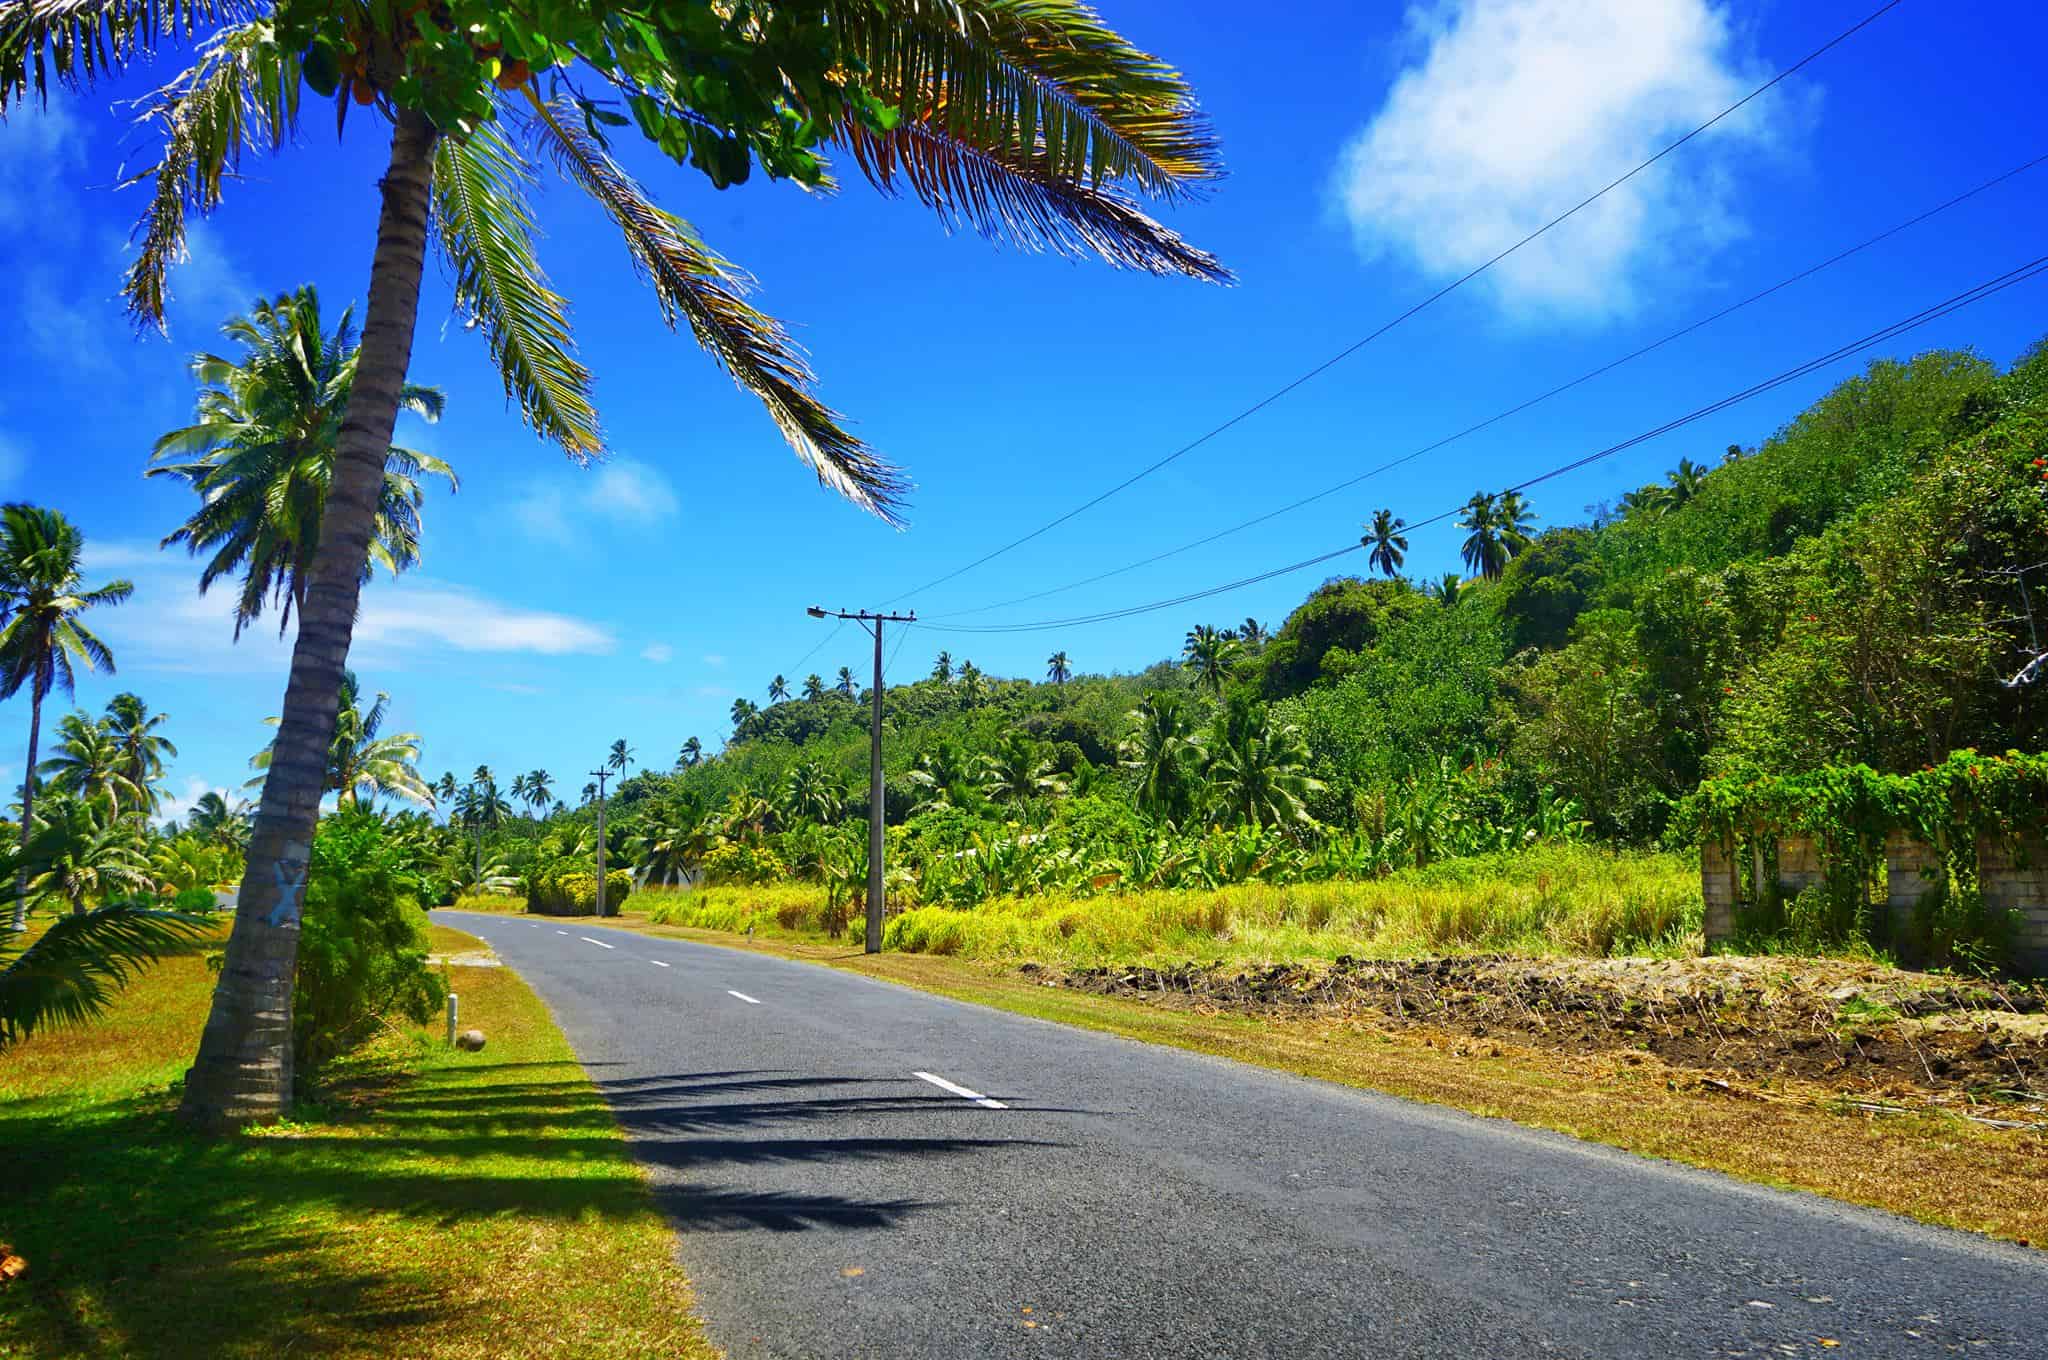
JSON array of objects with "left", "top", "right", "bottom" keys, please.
[
  {"left": 588, "top": 767, "right": 612, "bottom": 917},
  {"left": 808, "top": 606, "right": 915, "bottom": 953}
]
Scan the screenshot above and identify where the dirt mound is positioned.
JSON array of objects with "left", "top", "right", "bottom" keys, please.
[{"left": 1059, "top": 955, "right": 2048, "bottom": 1115}]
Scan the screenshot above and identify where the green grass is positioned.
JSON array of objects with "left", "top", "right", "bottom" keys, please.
[
  {"left": 644, "top": 845, "right": 1700, "bottom": 967},
  {"left": 0, "top": 922, "right": 713, "bottom": 1359}
]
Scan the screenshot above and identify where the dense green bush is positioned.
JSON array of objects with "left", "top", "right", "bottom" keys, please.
[
  {"left": 171, "top": 886, "right": 219, "bottom": 914},
  {"left": 525, "top": 868, "right": 634, "bottom": 915},
  {"left": 294, "top": 814, "right": 446, "bottom": 1077}
]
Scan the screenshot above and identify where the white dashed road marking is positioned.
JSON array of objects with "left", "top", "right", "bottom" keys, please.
[
  {"left": 580, "top": 936, "right": 616, "bottom": 950},
  {"left": 555, "top": 930, "right": 569, "bottom": 936},
  {"left": 913, "top": 1071, "right": 1008, "bottom": 1110},
  {"left": 727, "top": 990, "right": 761, "bottom": 1004},
  {"left": 650, "top": 959, "right": 671, "bottom": 968}
]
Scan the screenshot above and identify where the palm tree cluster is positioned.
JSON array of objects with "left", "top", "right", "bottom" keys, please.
[
  {"left": 1620, "top": 458, "right": 1712, "bottom": 520},
  {"left": 1120, "top": 692, "right": 1321, "bottom": 832},
  {"left": 1457, "top": 489, "right": 1538, "bottom": 582},
  {"left": 907, "top": 733, "right": 1068, "bottom": 814}
]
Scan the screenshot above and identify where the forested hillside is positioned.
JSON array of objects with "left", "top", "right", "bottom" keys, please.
[{"left": 574, "top": 341, "right": 2047, "bottom": 864}]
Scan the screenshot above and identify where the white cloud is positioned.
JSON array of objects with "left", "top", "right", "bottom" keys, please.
[
  {"left": 86, "top": 546, "right": 616, "bottom": 672},
  {"left": 491, "top": 681, "right": 545, "bottom": 696},
  {"left": 157, "top": 775, "right": 230, "bottom": 828},
  {"left": 355, "top": 581, "right": 615, "bottom": 656},
  {"left": 0, "top": 101, "right": 84, "bottom": 231},
  {"left": 702, "top": 653, "right": 728, "bottom": 668},
  {"left": 163, "top": 222, "right": 259, "bottom": 333},
  {"left": 1331, "top": 0, "right": 1787, "bottom": 320},
  {"left": 512, "top": 458, "right": 681, "bottom": 544},
  {"left": 641, "top": 643, "right": 675, "bottom": 664}
]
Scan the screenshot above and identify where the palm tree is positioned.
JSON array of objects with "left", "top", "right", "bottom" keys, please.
[
  {"left": 1201, "top": 696, "right": 1323, "bottom": 831},
  {"left": 103, "top": 693, "right": 177, "bottom": 814},
  {"left": 1238, "top": 618, "right": 1268, "bottom": 647},
  {"left": 38, "top": 714, "right": 144, "bottom": 818},
  {"left": 836, "top": 668, "right": 857, "bottom": 697},
  {"left": 782, "top": 761, "right": 845, "bottom": 824},
  {"left": 509, "top": 772, "right": 531, "bottom": 808},
  {"left": 730, "top": 699, "right": 759, "bottom": 735},
  {"left": 802, "top": 673, "right": 826, "bottom": 701},
  {"left": 1619, "top": 486, "right": 1668, "bottom": 520},
  {"left": 248, "top": 671, "right": 431, "bottom": 808},
  {"left": 606, "top": 739, "right": 633, "bottom": 775},
  {"left": 931, "top": 652, "right": 955, "bottom": 685},
  {"left": 433, "top": 771, "right": 459, "bottom": 806},
  {"left": 187, "top": 792, "right": 252, "bottom": 852},
  {"left": 581, "top": 782, "right": 600, "bottom": 807},
  {"left": 677, "top": 737, "right": 703, "bottom": 769},
  {"left": 16, "top": 0, "right": 1229, "bottom": 1129},
  {"left": 1046, "top": 651, "right": 1072, "bottom": 686},
  {"left": 1120, "top": 692, "right": 1200, "bottom": 825},
  {"left": 1363, "top": 509, "right": 1408, "bottom": 578},
  {"left": 957, "top": 662, "right": 988, "bottom": 706},
  {"left": 23, "top": 796, "right": 154, "bottom": 916},
  {"left": 983, "top": 734, "right": 1065, "bottom": 806},
  {"left": 1496, "top": 489, "right": 1537, "bottom": 559},
  {"left": 1428, "top": 572, "right": 1467, "bottom": 608},
  {"left": 1664, "top": 457, "right": 1708, "bottom": 511},
  {"left": 1, "top": 905, "right": 213, "bottom": 1051},
  {"left": 905, "top": 742, "right": 989, "bottom": 814},
  {"left": 1182, "top": 624, "right": 1241, "bottom": 695},
  {"left": 1457, "top": 492, "right": 1510, "bottom": 581},
  {"left": 524, "top": 769, "right": 554, "bottom": 813},
  {"left": 0, "top": 506, "right": 133, "bottom": 932},
  {"left": 148, "top": 288, "right": 454, "bottom": 638},
  {"left": 766, "top": 675, "right": 790, "bottom": 703}
]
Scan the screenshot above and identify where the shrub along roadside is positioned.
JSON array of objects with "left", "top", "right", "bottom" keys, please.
[
  {"left": 0, "top": 924, "right": 715, "bottom": 1359},
  {"left": 641, "top": 845, "right": 1701, "bottom": 965},
  {"left": 525, "top": 868, "right": 636, "bottom": 916}
]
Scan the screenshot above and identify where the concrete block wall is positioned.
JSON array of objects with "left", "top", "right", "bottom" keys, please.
[
  {"left": 1776, "top": 834, "right": 1825, "bottom": 897},
  {"left": 1701, "top": 837, "right": 1737, "bottom": 947},
  {"left": 1977, "top": 834, "right": 2048, "bottom": 978},
  {"left": 1884, "top": 830, "right": 1941, "bottom": 942}
]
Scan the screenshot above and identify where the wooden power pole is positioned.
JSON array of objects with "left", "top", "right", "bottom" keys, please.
[{"left": 807, "top": 606, "right": 914, "bottom": 953}]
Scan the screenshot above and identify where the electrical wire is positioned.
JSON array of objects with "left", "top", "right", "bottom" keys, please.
[
  {"left": 922, "top": 150, "right": 2048, "bottom": 621},
  {"left": 883, "top": 0, "right": 1909, "bottom": 607},
  {"left": 915, "top": 252, "right": 2048, "bottom": 635}
]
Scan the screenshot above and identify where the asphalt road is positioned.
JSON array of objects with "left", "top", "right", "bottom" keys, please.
[{"left": 439, "top": 911, "right": 2048, "bottom": 1359}]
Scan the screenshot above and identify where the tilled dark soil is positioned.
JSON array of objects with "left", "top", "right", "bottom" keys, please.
[{"left": 1054, "top": 954, "right": 2048, "bottom": 1110}]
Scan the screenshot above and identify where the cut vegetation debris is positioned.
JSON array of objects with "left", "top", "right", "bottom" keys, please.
[
  {"left": 0, "top": 923, "right": 713, "bottom": 1360},
  {"left": 1058, "top": 954, "right": 2048, "bottom": 1121}
]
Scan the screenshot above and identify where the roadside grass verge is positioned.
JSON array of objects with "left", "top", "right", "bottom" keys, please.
[
  {"left": 0, "top": 922, "right": 712, "bottom": 1360},
  {"left": 640, "top": 846, "right": 1703, "bottom": 965},
  {"left": 578, "top": 912, "right": 2048, "bottom": 1248}
]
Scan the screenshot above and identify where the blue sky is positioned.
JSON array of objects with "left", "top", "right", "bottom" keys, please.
[{"left": 4, "top": 0, "right": 2047, "bottom": 820}]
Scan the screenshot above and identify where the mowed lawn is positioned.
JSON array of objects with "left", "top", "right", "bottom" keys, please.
[{"left": 0, "top": 921, "right": 714, "bottom": 1359}]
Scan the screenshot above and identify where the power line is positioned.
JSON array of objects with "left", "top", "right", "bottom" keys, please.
[
  {"left": 884, "top": 0, "right": 1909, "bottom": 607},
  {"left": 916, "top": 252, "right": 2048, "bottom": 635},
  {"left": 923, "top": 150, "right": 2048, "bottom": 621}
]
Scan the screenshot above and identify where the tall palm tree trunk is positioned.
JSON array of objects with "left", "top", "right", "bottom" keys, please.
[
  {"left": 180, "top": 111, "right": 439, "bottom": 1130},
  {"left": 11, "top": 685, "right": 44, "bottom": 933}
]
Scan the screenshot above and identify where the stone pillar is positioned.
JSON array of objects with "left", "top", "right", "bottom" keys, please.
[
  {"left": 1777, "top": 833, "right": 1824, "bottom": 898},
  {"left": 1701, "top": 836, "right": 1737, "bottom": 948},
  {"left": 1884, "top": 830, "right": 1939, "bottom": 954},
  {"left": 1977, "top": 834, "right": 2048, "bottom": 979}
]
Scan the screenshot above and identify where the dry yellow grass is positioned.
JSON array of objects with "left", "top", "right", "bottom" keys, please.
[{"left": 1, "top": 921, "right": 717, "bottom": 1359}]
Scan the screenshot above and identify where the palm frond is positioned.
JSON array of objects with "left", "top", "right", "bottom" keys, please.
[
  {"left": 430, "top": 123, "right": 602, "bottom": 458},
  {"left": 528, "top": 91, "right": 908, "bottom": 523},
  {"left": 839, "top": 119, "right": 1226, "bottom": 280},
  {"left": 119, "top": 19, "right": 299, "bottom": 327},
  {"left": 829, "top": 0, "right": 1222, "bottom": 200},
  {"left": 0, "top": 0, "right": 245, "bottom": 108},
  {"left": 0, "top": 906, "right": 212, "bottom": 1050}
]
